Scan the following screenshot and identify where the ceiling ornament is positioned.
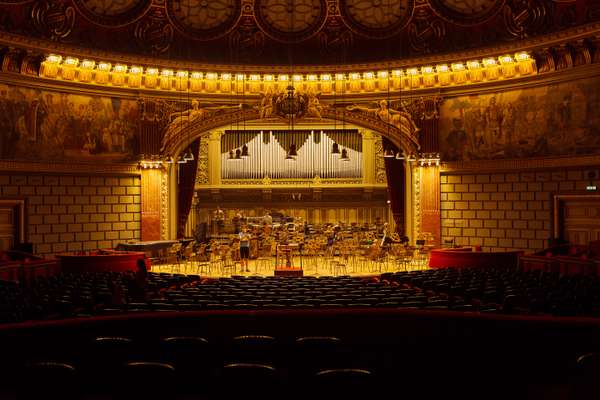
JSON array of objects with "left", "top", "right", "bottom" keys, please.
[
  {"left": 318, "top": 15, "right": 354, "bottom": 60},
  {"left": 339, "top": 0, "right": 414, "bottom": 38},
  {"left": 254, "top": 0, "right": 328, "bottom": 42},
  {"left": 408, "top": 7, "right": 446, "bottom": 54},
  {"left": 72, "top": 0, "right": 151, "bottom": 27},
  {"left": 166, "top": 0, "right": 242, "bottom": 40},
  {"left": 428, "top": 0, "right": 505, "bottom": 26},
  {"left": 31, "top": 1, "right": 76, "bottom": 41},
  {"left": 503, "top": 0, "right": 547, "bottom": 39},
  {"left": 134, "top": 8, "right": 174, "bottom": 55},
  {"left": 228, "top": 16, "right": 266, "bottom": 63}
]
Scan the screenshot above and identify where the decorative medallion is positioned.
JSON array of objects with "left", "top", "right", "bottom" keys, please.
[
  {"left": 503, "top": 0, "right": 547, "bottom": 39},
  {"left": 134, "top": 8, "right": 174, "bottom": 55},
  {"left": 339, "top": 0, "right": 414, "bottom": 38},
  {"left": 31, "top": 1, "right": 76, "bottom": 40},
  {"left": 428, "top": 0, "right": 505, "bottom": 26},
  {"left": 254, "top": 0, "right": 327, "bottom": 42},
  {"left": 166, "top": 0, "right": 242, "bottom": 40},
  {"left": 72, "top": 0, "right": 151, "bottom": 27}
]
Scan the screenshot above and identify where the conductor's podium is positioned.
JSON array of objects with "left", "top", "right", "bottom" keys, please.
[{"left": 275, "top": 243, "right": 303, "bottom": 277}]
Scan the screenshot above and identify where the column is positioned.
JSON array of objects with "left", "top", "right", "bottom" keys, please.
[
  {"left": 361, "top": 130, "right": 376, "bottom": 185},
  {"left": 208, "top": 130, "right": 222, "bottom": 186}
]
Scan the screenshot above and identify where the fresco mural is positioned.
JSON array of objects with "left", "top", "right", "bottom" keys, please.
[
  {"left": 439, "top": 77, "right": 600, "bottom": 161},
  {"left": 0, "top": 84, "right": 139, "bottom": 162}
]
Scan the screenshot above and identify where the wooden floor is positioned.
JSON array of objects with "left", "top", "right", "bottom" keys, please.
[{"left": 150, "top": 254, "right": 430, "bottom": 277}]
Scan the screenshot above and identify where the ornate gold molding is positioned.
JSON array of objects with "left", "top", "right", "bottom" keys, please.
[
  {"left": 2, "top": 22, "right": 600, "bottom": 72},
  {"left": 159, "top": 169, "right": 169, "bottom": 240}
]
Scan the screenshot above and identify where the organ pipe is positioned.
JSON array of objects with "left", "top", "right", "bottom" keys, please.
[{"left": 220, "top": 130, "right": 362, "bottom": 179}]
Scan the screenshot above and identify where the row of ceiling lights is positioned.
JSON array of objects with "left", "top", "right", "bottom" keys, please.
[{"left": 40, "top": 52, "right": 536, "bottom": 92}]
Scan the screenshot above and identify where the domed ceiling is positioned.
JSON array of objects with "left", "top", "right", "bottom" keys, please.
[{"left": 0, "top": 0, "right": 598, "bottom": 65}]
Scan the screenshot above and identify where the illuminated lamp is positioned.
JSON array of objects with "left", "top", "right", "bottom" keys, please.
[
  {"left": 451, "top": 63, "right": 466, "bottom": 84},
  {"left": 349, "top": 72, "right": 361, "bottom": 92},
  {"left": 482, "top": 58, "right": 499, "bottom": 80},
  {"left": 126, "top": 66, "right": 142, "bottom": 87},
  {"left": 234, "top": 73, "right": 245, "bottom": 93},
  {"left": 175, "top": 70, "right": 189, "bottom": 91},
  {"left": 515, "top": 52, "right": 535, "bottom": 75},
  {"left": 363, "top": 72, "right": 375, "bottom": 91},
  {"left": 277, "top": 74, "right": 288, "bottom": 91},
  {"left": 395, "top": 151, "right": 405, "bottom": 160},
  {"left": 111, "top": 64, "right": 127, "bottom": 86},
  {"left": 77, "top": 59, "right": 95, "bottom": 82},
  {"left": 391, "top": 69, "right": 404, "bottom": 89},
  {"left": 436, "top": 64, "right": 450, "bottom": 86},
  {"left": 159, "top": 69, "right": 174, "bottom": 90},
  {"left": 421, "top": 66, "right": 435, "bottom": 87},
  {"left": 498, "top": 55, "right": 516, "bottom": 77},
  {"left": 466, "top": 60, "right": 483, "bottom": 82},
  {"left": 40, "top": 54, "right": 62, "bottom": 78},
  {"left": 292, "top": 74, "right": 304, "bottom": 91},
  {"left": 144, "top": 68, "right": 159, "bottom": 88},
  {"left": 95, "top": 62, "right": 112, "bottom": 84},
  {"left": 248, "top": 74, "right": 261, "bottom": 93},
  {"left": 335, "top": 73, "right": 345, "bottom": 93},
  {"left": 384, "top": 148, "right": 396, "bottom": 158},
  {"left": 61, "top": 57, "right": 79, "bottom": 80},
  {"left": 318, "top": 74, "right": 331, "bottom": 93},
  {"left": 377, "top": 70, "right": 389, "bottom": 91},
  {"left": 406, "top": 68, "right": 420, "bottom": 88},
  {"left": 306, "top": 74, "right": 317, "bottom": 91},
  {"left": 263, "top": 74, "right": 274, "bottom": 91},
  {"left": 205, "top": 72, "right": 218, "bottom": 92},
  {"left": 190, "top": 72, "right": 203, "bottom": 91}
]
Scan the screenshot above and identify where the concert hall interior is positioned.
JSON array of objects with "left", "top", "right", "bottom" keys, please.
[{"left": 2, "top": 1, "right": 600, "bottom": 399}]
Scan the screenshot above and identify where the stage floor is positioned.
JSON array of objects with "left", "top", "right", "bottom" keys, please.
[{"left": 150, "top": 255, "right": 430, "bottom": 278}]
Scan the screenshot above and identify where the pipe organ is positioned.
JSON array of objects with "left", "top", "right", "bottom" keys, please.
[{"left": 220, "top": 130, "right": 363, "bottom": 179}]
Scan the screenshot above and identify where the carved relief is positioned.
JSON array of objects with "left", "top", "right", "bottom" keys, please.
[
  {"left": 31, "top": 0, "right": 75, "bottom": 41},
  {"left": 1, "top": 47, "right": 23, "bottom": 73},
  {"left": 318, "top": 15, "right": 353, "bottom": 59},
  {"left": 428, "top": 0, "right": 505, "bottom": 25},
  {"left": 346, "top": 100, "right": 419, "bottom": 138},
  {"left": 160, "top": 169, "right": 169, "bottom": 240},
  {"left": 228, "top": 16, "right": 265, "bottom": 63},
  {"left": 374, "top": 135, "right": 387, "bottom": 184},
  {"left": 196, "top": 133, "right": 209, "bottom": 185},
  {"left": 413, "top": 166, "right": 422, "bottom": 244},
  {"left": 134, "top": 8, "right": 174, "bottom": 55},
  {"left": 73, "top": 0, "right": 151, "bottom": 27},
  {"left": 407, "top": 6, "right": 445, "bottom": 54},
  {"left": 503, "top": 0, "right": 547, "bottom": 39}
]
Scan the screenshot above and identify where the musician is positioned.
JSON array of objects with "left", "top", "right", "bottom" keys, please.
[
  {"left": 239, "top": 227, "right": 251, "bottom": 272},
  {"left": 213, "top": 206, "right": 225, "bottom": 235}
]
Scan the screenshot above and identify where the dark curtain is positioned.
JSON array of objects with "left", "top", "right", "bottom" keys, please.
[
  {"left": 177, "top": 139, "right": 200, "bottom": 239},
  {"left": 383, "top": 139, "right": 406, "bottom": 236}
]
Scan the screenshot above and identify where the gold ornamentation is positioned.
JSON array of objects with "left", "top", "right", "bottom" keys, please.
[
  {"left": 339, "top": 0, "right": 414, "bottom": 38},
  {"left": 503, "top": 0, "right": 547, "bottom": 39},
  {"left": 134, "top": 8, "right": 174, "bottom": 55},
  {"left": 160, "top": 169, "right": 169, "bottom": 240},
  {"left": 31, "top": 1, "right": 76, "bottom": 41},
  {"left": 196, "top": 133, "right": 209, "bottom": 184},
  {"left": 374, "top": 135, "right": 387, "bottom": 184},
  {"left": 254, "top": 0, "right": 328, "bottom": 42}
]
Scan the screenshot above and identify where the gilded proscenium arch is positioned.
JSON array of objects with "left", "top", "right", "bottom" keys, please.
[{"left": 161, "top": 108, "right": 420, "bottom": 158}]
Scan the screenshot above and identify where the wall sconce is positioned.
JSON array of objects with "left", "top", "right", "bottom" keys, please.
[
  {"left": 190, "top": 72, "right": 203, "bottom": 91},
  {"left": 277, "top": 74, "right": 288, "bottom": 92},
  {"left": 263, "top": 74, "right": 274, "bottom": 91},
  {"left": 421, "top": 66, "right": 435, "bottom": 87},
  {"left": 482, "top": 58, "right": 499, "bottom": 80},
  {"left": 204, "top": 72, "right": 217, "bottom": 92},
  {"left": 61, "top": 57, "right": 79, "bottom": 80},
  {"left": 451, "top": 63, "right": 466, "bottom": 84},
  {"left": 144, "top": 68, "right": 159, "bottom": 88},
  {"left": 111, "top": 64, "right": 127, "bottom": 86},
  {"left": 127, "top": 66, "right": 143, "bottom": 87},
  {"left": 377, "top": 70, "right": 389, "bottom": 91},
  {"left": 515, "top": 52, "right": 535, "bottom": 75},
  {"left": 175, "top": 70, "right": 189, "bottom": 91},
  {"left": 159, "top": 69, "right": 174, "bottom": 90},
  {"left": 407, "top": 68, "right": 420, "bottom": 89},
  {"left": 319, "top": 74, "right": 332, "bottom": 93},
  {"left": 467, "top": 60, "right": 483, "bottom": 82},
  {"left": 77, "top": 59, "right": 95, "bottom": 82},
  {"left": 95, "top": 62, "right": 112, "bottom": 84},
  {"left": 219, "top": 73, "right": 231, "bottom": 93},
  {"left": 363, "top": 72, "right": 375, "bottom": 91},
  {"left": 249, "top": 74, "right": 261, "bottom": 93},
  {"left": 349, "top": 72, "right": 361, "bottom": 92},
  {"left": 40, "top": 54, "right": 62, "bottom": 78},
  {"left": 335, "top": 73, "right": 345, "bottom": 93},
  {"left": 436, "top": 64, "right": 450, "bottom": 86},
  {"left": 391, "top": 69, "right": 404, "bottom": 90},
  {"left": 498, "top": 55, "right": 516, "bottom": 78}
]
